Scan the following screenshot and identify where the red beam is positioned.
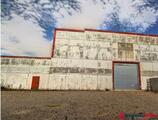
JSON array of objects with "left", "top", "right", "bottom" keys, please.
[{"left": 85, "top": 29, "right": 158, "bottom": 37}]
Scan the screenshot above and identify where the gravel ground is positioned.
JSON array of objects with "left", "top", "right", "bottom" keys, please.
[{"left": 1, "top": 91, "right": 158, "bottom": 120}]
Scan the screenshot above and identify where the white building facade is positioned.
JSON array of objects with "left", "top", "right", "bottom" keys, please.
[{"left": 1, "top": 28, "right": 158, "bottom": 90}]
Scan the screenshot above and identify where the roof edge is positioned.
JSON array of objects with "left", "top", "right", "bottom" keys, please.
[
  {"left": 55, "top": 28, "right": 84, "bottom": 32},
  {"left": 55, "top": 28, "right": 158, "bottom": 37},
  {"left": 85, "top": 29, "right": 158, "bottom": 37}
]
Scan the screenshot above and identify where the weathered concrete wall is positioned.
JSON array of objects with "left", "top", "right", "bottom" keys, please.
[
  {"left": 1, "top": 58, "right": 51, "bottom": 89},
  {"left": 52, "top": 30, "right": 158, "bottom": 90},
  {"left": 1, "top": 29, "right": 158, "bottom": 90},
  {"left": 49, "top": 58, "right": 112, "bottom": 90}
]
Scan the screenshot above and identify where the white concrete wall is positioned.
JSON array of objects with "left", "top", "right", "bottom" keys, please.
[
  {"left": 1, "top": 29, "right": 158, "bottom": 90},
  {"left": 1, "top": 58, "right": 51, "bottom": 89}
]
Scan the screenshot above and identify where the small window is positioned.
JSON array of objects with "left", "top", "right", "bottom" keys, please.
[{"left": 118, "top": 43, "right": 134, "bottom": 59}]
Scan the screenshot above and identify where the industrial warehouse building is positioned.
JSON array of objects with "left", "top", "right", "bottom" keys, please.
[{"left": 1, "top": 28, "right": 158, "bottom": 90}]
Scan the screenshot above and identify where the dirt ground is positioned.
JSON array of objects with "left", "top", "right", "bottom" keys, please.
[{"left": 1, "top": 91, "right": 158, "bottom": 120}]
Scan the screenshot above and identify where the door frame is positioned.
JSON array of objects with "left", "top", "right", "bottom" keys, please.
[{"left": 112, "top": 61, "right": 141, "bottom": 90}]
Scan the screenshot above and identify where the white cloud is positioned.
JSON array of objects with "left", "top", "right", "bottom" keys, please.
[
  {"left": 1, "top": 15, "right": 52, "bottom": 57},
  {"left": 117, "top": 0, "right": 158, "bottom": 31},
  {"left": 56, "top": 0, "right": 158, "bottom": 32},
  {"left": 56, "top": 0, "right": 108, "bottom": 29}
]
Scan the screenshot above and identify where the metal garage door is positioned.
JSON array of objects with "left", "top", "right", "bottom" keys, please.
[{"left": 114, "top": 63, "right": 139, "bottom": 90}]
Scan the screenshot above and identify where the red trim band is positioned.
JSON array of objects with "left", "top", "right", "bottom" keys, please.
[
  {"left": 51, "top": 29, "right": 57, "bottom": 57},
  {"left": 55, "top": 28, "right": 158, "bottom": 37},
  {"left": 85, "top": 29, "right": 158, "bottom": 37},
  {"left": 55, "top": 28, "right": 84, "bottom": 32}
]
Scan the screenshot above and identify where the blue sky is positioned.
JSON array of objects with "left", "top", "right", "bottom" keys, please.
[{"left": 1, "top": 0, "right": 158, "bottom": 57}]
